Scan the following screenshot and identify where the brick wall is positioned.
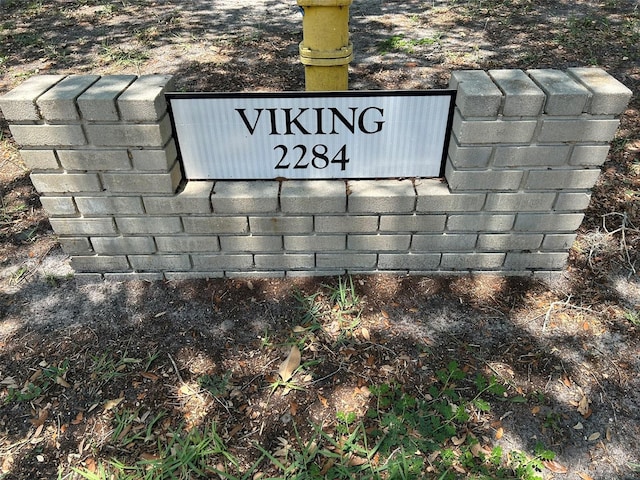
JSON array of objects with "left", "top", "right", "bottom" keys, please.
[{"left": 0, "top": 69, "right": 631, "bottom": 281}]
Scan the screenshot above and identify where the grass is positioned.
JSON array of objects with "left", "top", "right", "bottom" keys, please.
[
  {"left": 378, "top": 33, "right": 441, "bottom": 54},
  {"left": 66, "top": 277, "right": 557, "bottom": 480}
]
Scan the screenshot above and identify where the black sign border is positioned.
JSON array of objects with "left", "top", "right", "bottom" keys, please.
[{"left": 166, "top": 89, "right": 457, "bottom": 180}]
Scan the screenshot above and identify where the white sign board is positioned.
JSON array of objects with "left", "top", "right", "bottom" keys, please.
[{"left": 167, "top": 91, "right": 455, "bottom": 180}]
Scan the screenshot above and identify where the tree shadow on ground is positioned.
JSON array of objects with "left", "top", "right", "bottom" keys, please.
[{"left": 1, "top": 271, "right": 638, "bottom": 479}]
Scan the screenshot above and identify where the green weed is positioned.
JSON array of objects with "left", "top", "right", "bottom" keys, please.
[
  {"left": 5, "top": 360, "right": 70, "bottom": 403},
  {"left": 379, "top": 33, "right": 441, "bottom": 54}
]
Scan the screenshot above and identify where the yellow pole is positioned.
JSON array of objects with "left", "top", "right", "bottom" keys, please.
[{"left": 297, "top": 0, "right": 353, "bottom": 91}]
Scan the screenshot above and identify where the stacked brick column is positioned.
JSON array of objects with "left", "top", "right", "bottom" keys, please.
[
  {"left": 446, "top": 68, "right": 631, "bottom": 273},
  {"left": 0, "top": 69, "right": 631, "bottom": 280}
]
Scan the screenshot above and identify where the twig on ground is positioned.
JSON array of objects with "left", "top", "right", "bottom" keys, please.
[{"left": 167, "top": 352, "right": 184, "bottom": 384}]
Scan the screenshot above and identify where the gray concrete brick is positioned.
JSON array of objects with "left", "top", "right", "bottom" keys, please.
[
  {"left": 130, "top": 141, "right": 178, "bottom": 171},
  {"left": 77, "top": 75, "right": 136, "bottom": 121},
  {"left": 0, "top": 75, "right": 65, "bottom": 121},
  {"left": 477, "top": 233, "right": 543, "bottom": 251},
  {"left": 440, "top": 253, "right": 505, "bottom": 270},
  {"left": 411, "top": 234, "right": 477, "bottom": 251},
  {"left": 10, "top": 124, "right": 87, "bottom": 147},
  {"left": 30, "top": 173, "right": 102, "bottom": 193},
  {"left": 445, "top": 164, "right": 523, "bottom": 192},
  {"left": 183, "top": 216, "right": 248, "bottom": 234},
  {"left": 527, "top": 69, "right": 589, "bottom": 115},
  {"left": 129, "top": 254, "right": 190, "bottom": 271},
  {"left": 316, "top": 253, "right": 377, "bottom": 269},
  {"left": 58, "top": 237, "right": 93, "bottom": 255},
  {"left": 484, "top": 193, "right": 556, "bottom": 212},
  {"left": 19, "top": 150, "right": 59, "bottom": 170},
  {"left": 104, "top": 272, "right": 164, "bottom": 281},
  {"left": 415, "top": 179, "right": 485, "bottom": 212},
  {"left": 379, "top": 214, "right": 446, "bottom": 232},
  {"left": 314, "top": 215, "right": 378, "bottom": 233},
  {"left": 287, "top": 270, "right": 345, "bottom": 278},
  {"left": 567, "top": 67, "right": 633, "bottom": 115},
  {"left": 541, "top": 233, "right": 578, "bottom": 250},
  {"left": 116, "top": 216, "right": 183, "bottom": 234},
  {"left": 514, "top": 213, "right": 584, "bottom": 232},
  {"left": 504, "top": 252, "right": 569, "bottom": 270},
  {"left": 212, "top": 181, "right": 279, "bottom": 213},
  {"left": 192, "top": 254, "right": 253, "bottom": 270},
  {"left": 524, "top": 169, "right": 601, "bottom": 190},
  {"left": 348, "top": 234, "right": 411, "bottom": 251},
  {"left": 220, "top": 235, "right": 282, "bottom": 252},
  {"left": 348, "top": 180, "right": 415, "bottom": 213},
  {"left": 85, "top": 115, "right": 172, "bottom": 147},
  {"left": 91, "top": 236, "right": 156, "bottom": 254},
  {"left": 226, "top": 271, "right": 285, "bottom": 279},
  {"left": 449, "top": 70, "right": 502, "bottom": 117},
  {"left": 50, "top": 217, "right": 116, "bottom": 235},
  {"left": 75, "top": 196, "right": 144, "bottom": 215},
  {"left": 492, "top": 145, "right": 571, "bottom": 167},
  {"left": 448, "top": 138, "right": 493, "bottom": 168},
  {"left": 255, "top": 254, "right": 314, "bottom": 269},
  {"left": 284, "top": 235, "right": 345, "bottom": 251},
  {"left": 164, "top": 271, "right": 224, "bottom": 280},
  {"left": 118, "top": 75, "right": 174, "bottom": 121},
  {"left": 71, "top": 255, "right": 130, "bottom": 272},
  {"left": 554, "top": 192, "right": 592, "bottom": 211},
  {"left": 452, "top": 111, "right": 537, "bottom": 144},
  {"left": 143, "top": 181, "right": 213, "bottom": 214},
  {"left": 281, "top": 180, "right": 346, "bottom": 213},
  {"left": 39, "top": 196, "right": 77, "bottom": 215},
  {"left": 250, "top": 216, "right": 313, "bottom": 234},
  {"left": 74, "top": 273, "right": 104, "bottom": 284},
  {"left": 155, "top": 236, "right": 219, "bottom": 252},
  {"left": 36, "top": 75, "right": 99, "bottom": 121},
  {"left": 379, "top": 253, "right": 440, "bottom": 270},
  {"left": 57, "top": 149, "right": 131, "bottom": 171},
  {"left": 447, "top": 214, "right": 515, "bottom": 232},
  {"left": 537, "top": 118, "right": 620, "bottom": 143},
  {"left": 570, "top": 145, "right": 610, "bottom": 166},
  {"left": 102, "top": 162, "right": 182, "bottom": 194},
  {"left": 489, "top": 69, "right": 545, "bottom": 116}
]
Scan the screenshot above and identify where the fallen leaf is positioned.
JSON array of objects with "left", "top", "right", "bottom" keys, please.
[
  {"left": 587, "top": 432, "right": 601, "bottom": 441},
  {"left": 577, "top": 395, "right": 590, "bottom": 416},
  {"left": 71, "top": 412, "right": 84, "bottom": 425},
  {"left": 317, "top": 393, "right": 328, "bottom": 407},
  {"left": 141, "top": 371, "right": 159, "bottom": 382},
  {"left": 278, "top": 345, "right": 301, "bottom": 383},
  {"left": 470, "top": 443, "right": 491, "bottom": 457},
  {"left": 361, "top": 327, "right": 370, "bottom": 341},
  {"left": 451, "top": 434, "right": 466, "bottom": 446},
  {"left": 30, "top": 409, "right": 49, "bottom": 427},
  {"left": 380, "top": 310, "right": 389, "bottom": 319},
  {"left": 154, "top": 311, "right": 166, "bottom": 318},
  {"left": 55, "top": 376, "right": 71, "bottom": 388},
  {"left": 293, "top": 326, "right": 307, "bottom": 333},
  {"left": 103, "top": 397, "right": 124, "bottom": 412},
  {"left": 85, "top": 457, "right": 97, "bottom": 473},
  {"left": 562, "top": 375, "right": 572, "bottom": 387},
  {"left": 348, "top": 455, "right": 368, "bottom": 466},
  {"left": 289, "top": 400, "right": 298, "bottom": 416},
  {"left": 577, "top": 473, "right": 594, "bottom": 480},
  {"left": 495, "top": 427, "right": 504, "bottom": 439},
  {"left": 140, "top": 453, "right": 161, "bottom": 461},
  {"left": 531, "top": 406, "right": 541, "bottom": 415},
  {"left": 606, "top": 426, "right": 612, "bottom": 441},
  {"left": 543, "top": 460, "right": 568, "bottom": 473},
  {"left": 573, "top": 422, "right": 584, "bottom": 430}
]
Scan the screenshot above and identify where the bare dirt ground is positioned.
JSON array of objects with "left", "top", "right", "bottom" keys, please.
[{"left": 0, "top": 1, "right": 639, "bottom": 479}]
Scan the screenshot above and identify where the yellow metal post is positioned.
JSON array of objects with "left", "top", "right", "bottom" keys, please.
[{"left": 297, "top": 0, "right": 353, "bottom": 91}]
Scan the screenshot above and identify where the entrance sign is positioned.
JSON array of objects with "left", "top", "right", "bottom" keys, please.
[{"left": 167, "top": 91, "right": 455, "bottom": 180}]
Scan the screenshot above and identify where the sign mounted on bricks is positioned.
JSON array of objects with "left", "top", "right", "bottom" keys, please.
[{"left": 167, "top": 90, "right": 455, "bottom": 180}]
